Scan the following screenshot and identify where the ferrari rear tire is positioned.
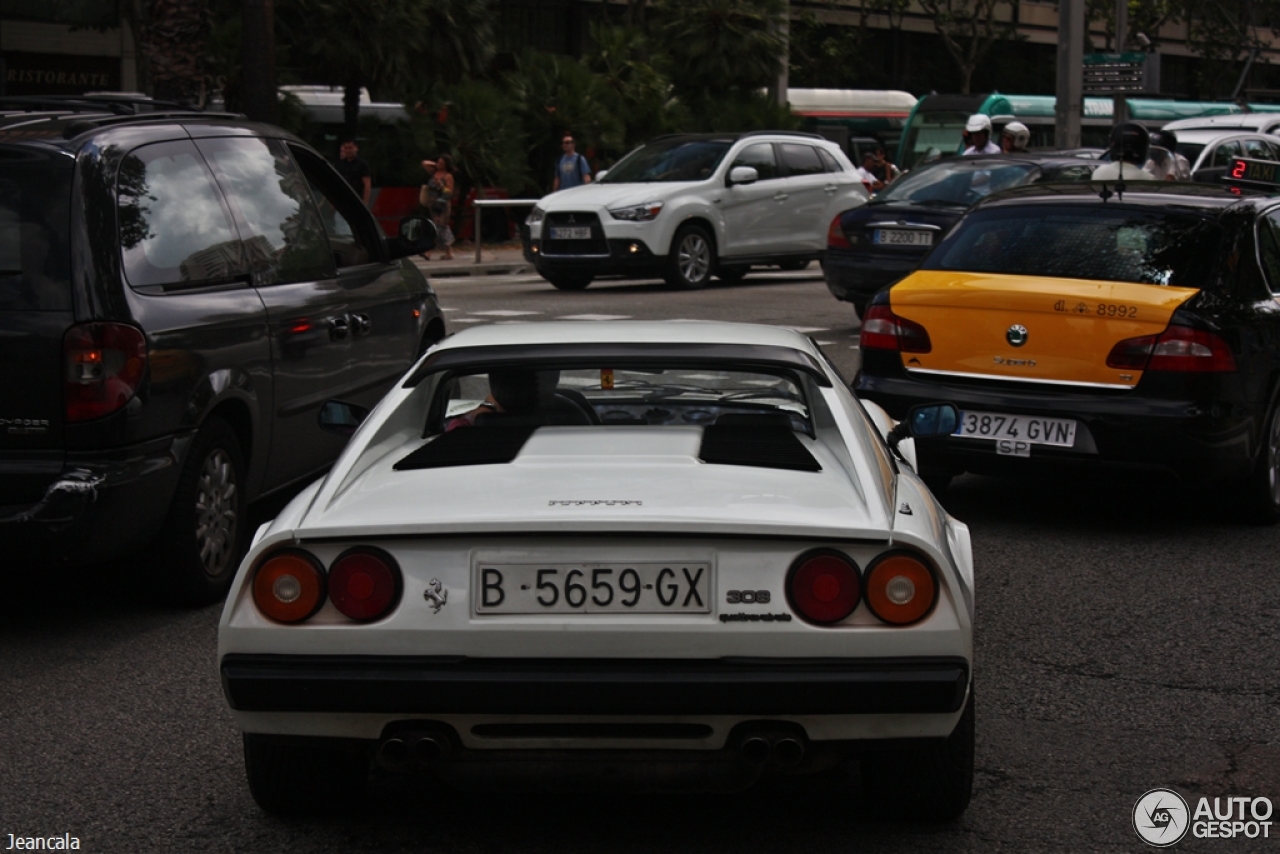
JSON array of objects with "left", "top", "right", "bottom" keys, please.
[
  {"left": 861, "top": 686, "right": 974, "bottom": 821},
  {"left": 243, "top": 734, "right": 368, "bottom": 815},
  {"left": 1242, "top": 400, "right": 1280, "bottom": 525},
  {"left": 546, "top": 272, "right": 593, "bottom": 291},
  {"left": 665, "top": 224, "right": 715, "bottom": 290}
]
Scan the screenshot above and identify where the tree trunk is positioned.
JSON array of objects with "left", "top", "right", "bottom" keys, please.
[
  {"left": 241, "top": 0, "right": 278, "bottom": 123},
  {"left": 343, "top": 80, "right": 363, "bottom": 142}
]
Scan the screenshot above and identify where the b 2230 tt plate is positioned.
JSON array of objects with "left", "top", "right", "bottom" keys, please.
[{"left": 474, "top": 562, "right": 712, "bottom": 615}]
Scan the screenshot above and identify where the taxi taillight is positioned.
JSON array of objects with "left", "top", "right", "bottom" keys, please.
[
  {"left": 864, "top": 552, "right": 938, "bottom": 626},
  {"left": 860, "top": 305, "right": 932, "bottom": 353},
  {"left": 787, "top": 549, "right": 861, "bottom": 625},
  {"left": 328, "top": 547, "right": 402, "bottom": 621},
  {"left": 1107, "top": 324, "right": 1236, "bottom": 373},
  {"left": 252, "top": 550, "right": 327, "bottom": 623}
]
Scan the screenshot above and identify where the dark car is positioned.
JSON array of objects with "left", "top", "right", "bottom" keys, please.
[
  {"left": 823, "top": 154, "right": 1098, "bottom": 318},
  {"left": 853, "top": 176, "right": 1280, "bottom": 522},
  {"left": 0, "top": 97, "right": 444, "bottom": 603}
]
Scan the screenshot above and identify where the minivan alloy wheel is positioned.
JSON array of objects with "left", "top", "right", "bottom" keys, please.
[
  {"left": 677, "top": 233, "right": 711, "bottom": 284},
  {"left": 196, "top": 448, "right": 239, "bottom": 577}
]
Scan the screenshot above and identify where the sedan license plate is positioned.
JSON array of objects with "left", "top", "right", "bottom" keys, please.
[
  {"left": 550, "top": 226, "right": 592, "bottom": 240},
  {"left": 873, "top": 228, "right": 933, "bottom": 247},
  {"left": 955, "top": 411, "right": 1077, "bottom": 448},
  {"left": 474, "top": 563, "right": 712, "bottom": 614}
]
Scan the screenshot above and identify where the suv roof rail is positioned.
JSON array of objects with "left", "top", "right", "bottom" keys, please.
[{"left": 739, "top": 130, "right": 826, "bottom": 141}]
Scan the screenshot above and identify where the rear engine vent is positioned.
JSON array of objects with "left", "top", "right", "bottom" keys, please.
[
  {"left": 394, "top": 424, "right": 539, "bottom": 470},
  {"left": 699, "top": 423, "right": 821, "bottom": 472}
]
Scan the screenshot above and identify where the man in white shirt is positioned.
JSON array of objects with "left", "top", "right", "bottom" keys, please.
[{"left": 963, "top": 114, "right": 1001, "bottom": 155}]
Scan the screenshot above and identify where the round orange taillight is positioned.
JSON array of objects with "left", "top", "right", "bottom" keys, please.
[
  {"left": 864, "top": 552, "right": 938, "bottom": 625},
  {"left": 328, "top": 547, "right": 402, "bottom": 621},
  {"left": 252, "top": 549, "right": 327, "bottom": 623},
  {"left": 786, "top": 549, "right": 861, "bottom": 625}
]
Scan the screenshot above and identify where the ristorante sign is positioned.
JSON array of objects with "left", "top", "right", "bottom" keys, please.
[{"left": 2, "top": 51, "right": 121, "bottom": 95}]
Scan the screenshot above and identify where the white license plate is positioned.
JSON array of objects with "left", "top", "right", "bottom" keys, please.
[
  {"left": 873, "top": 228, "right": 933, "bottom": 247},
  {"left": 550, "top": 226, "right": 592, "bottom": 240},
  {"left": 474, "top": 563, "right": 712, "bottom": 614},
  {"left": 955, "top": 411, "right": 1077, "bottom": 447}
]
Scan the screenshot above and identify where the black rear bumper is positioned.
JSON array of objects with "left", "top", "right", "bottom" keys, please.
[{"left": 221, "top": 654, "right": 970, "bottom": 716}]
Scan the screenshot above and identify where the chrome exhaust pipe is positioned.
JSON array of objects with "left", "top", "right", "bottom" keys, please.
[
  {"left": 740, "top": 735, "right": 771, "bottom": 765},
  {"left": 411, "top": 733, "right": 449, "bottom": 766},
  {"left": 773, "top": 737, "right": 805, "bottom": 769},
  {"left": 377, "top": 737, "right": 410, "bottom": 770}
]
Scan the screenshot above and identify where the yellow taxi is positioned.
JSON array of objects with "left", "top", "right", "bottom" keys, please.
[{"left": 854, "top": 178, "right": 1280, "bottom": 521}]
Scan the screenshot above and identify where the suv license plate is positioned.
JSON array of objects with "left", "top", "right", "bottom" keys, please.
[
  {"left": 955, "top": 411, "right": 1076, "bottom": 447},
  {"left": 474, "top": 563, "right": 712, "bottom": 614},
  {"left": 873, "top": 228, "right": 933, "bottom": 247},
  {"left": 550, "top": 226, "right": 592, "bottom": 240}
]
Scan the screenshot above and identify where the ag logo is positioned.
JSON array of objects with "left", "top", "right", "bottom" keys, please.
[{"left": 1133, "top": 788, "right": 1190, "bottom": 847}]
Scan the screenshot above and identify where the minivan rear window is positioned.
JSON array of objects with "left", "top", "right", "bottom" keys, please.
[
  {"left": 0, "top": 149, "right": 73, "bottom": 311},
  {"left": 921, "top": 204, "right": 1223, "bottom": 287}
]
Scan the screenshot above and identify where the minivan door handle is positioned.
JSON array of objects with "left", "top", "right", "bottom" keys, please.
[
  {"left": 773, "top": 192, "right": 789, "bottom": 201},
  {"left": 352, "top": 313, "right": 372, "bottom": 335},
  {"left": 328, "top": 315, "right": 350, "bottom": 341}
]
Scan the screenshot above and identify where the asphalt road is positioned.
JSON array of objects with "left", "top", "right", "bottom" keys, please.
[{"left": 3, "top": 265, "right": 1278, "bottom": 853}]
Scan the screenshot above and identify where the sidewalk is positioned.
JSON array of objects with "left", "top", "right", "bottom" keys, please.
[{"left": 412, "top": 242, "right": 533, "bottom": 278}]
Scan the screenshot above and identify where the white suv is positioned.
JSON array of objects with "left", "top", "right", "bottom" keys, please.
[{"left": 523, "top": 131, "right": 868, "bottom": 290}]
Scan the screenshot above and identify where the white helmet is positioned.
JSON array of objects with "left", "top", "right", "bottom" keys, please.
[
  {"left": 1002, "top": 121, "right": 1030, "bottom": 149},
  {"left": 965, "top": 114, "right": 993, "bottom": 134}
]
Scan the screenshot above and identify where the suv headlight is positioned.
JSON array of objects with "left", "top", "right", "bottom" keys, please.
[
  {"left": 526, "top": 206, "right": 545, "bottom": 226},
  {"left": 608, "top": 201, "right": 664, "bottom": 221}
]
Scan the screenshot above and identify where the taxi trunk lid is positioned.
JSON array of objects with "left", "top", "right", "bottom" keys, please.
[{"left": 890, "top": 271, "right": 1200, "bottom": 388}]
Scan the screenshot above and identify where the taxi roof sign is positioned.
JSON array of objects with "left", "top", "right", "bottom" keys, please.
[{"left": 1225, "top": 157, "right": 1280, "bottom": 190}]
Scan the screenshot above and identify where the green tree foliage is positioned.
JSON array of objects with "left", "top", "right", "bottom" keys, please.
[
  {"left": 505, "top": 49, "right": 626, "bottom": 192},
  {"left": 277, "top": 0, "right": 494, "bottom": 138},
  {"left": 915, "top": 0, "right": 1020, "bottom": 94},
  {"left": 585, "top": 22, "right": 678, "bottom": 148},
  {"left": 651, "top": 0, "right": 787, "bottom": 99}
]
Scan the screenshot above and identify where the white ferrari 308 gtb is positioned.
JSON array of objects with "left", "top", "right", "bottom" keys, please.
[{"left": 217, "top": 321, "right": 974, "bottom": 818}]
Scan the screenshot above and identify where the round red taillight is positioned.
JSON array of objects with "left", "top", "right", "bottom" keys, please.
[
  {"left": 786, "top": 549, "right": 861, "bottom": 625},
  {"left": 329, "top": 547, "right": 402, "bottom": 621},
  {"left": 864, "top": 552, "right": 938, "bottom": 625},
  {"left": 252, "top": 550, "right": 326, "bottom": 623}
]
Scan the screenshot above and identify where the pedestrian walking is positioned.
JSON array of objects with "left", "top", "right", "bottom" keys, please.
[
  {"left": 552, "top": 133, "right": 592, "bottom": 192},
  {"left": 871, "top": 145, "right": 901, "bottom": 184},
  {"left": 334, "top": 137, "right": 372, "bottom": 206},
  {"left": 419, "top": 154, "right": 456, "bottom": 261},
  {"left": 856, "top": 152, "right": 885, "bottom": 192}
]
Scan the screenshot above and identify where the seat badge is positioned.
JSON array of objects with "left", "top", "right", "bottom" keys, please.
[
  {"left": 1006, "top": 324, "right": 1029, "bottom": 347},
  {"left": 424, "top": 579, "right": 448, "bottom": 613}
]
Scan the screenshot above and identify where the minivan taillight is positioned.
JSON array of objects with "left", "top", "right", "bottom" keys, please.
[
  {"left": 1106, "top": 324, "right": 1236, "bottom": 373},
  {"left": 63, "top": 322, "right": 147, "bottom": 422},
  {"left": 860, "top": 304, "right": 932, "bottom": 353}
]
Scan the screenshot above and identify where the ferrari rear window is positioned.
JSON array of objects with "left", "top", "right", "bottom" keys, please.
[
  {"left": 921, "top": 205, "right": 1223, "bottom": 287},
  {"left": 431, "top": 365, "right": 810, "bottom": 435}
]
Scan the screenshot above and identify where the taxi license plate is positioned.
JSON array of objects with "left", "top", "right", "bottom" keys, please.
[
  {"left": 873, "top": 228, "right": 933, "bottom": 247},
  {"left": 550, "top": 226, "right": 592, "bottom": 240},
  {"left": 955, "top": 411, "right": 1076, "bottom": 447},
  {"left": 474, "top": 563, "right": 712, "bottom": 614}
]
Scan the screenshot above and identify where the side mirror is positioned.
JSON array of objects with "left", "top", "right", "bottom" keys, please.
[
  {"left": 386, "top": 214, "right": 438, "bottom": 259},
  {"left": 728, "top": 166, "right": 759, "bottom": 186},
  {"left": 319, "top": 399, "right": 371, "bottom": 436},
  {"left": 887, "top": 403, "right": 960, "bottom": 447},
  {"left": 595, "top": 169, "right": 609, "bottom": 181}
]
